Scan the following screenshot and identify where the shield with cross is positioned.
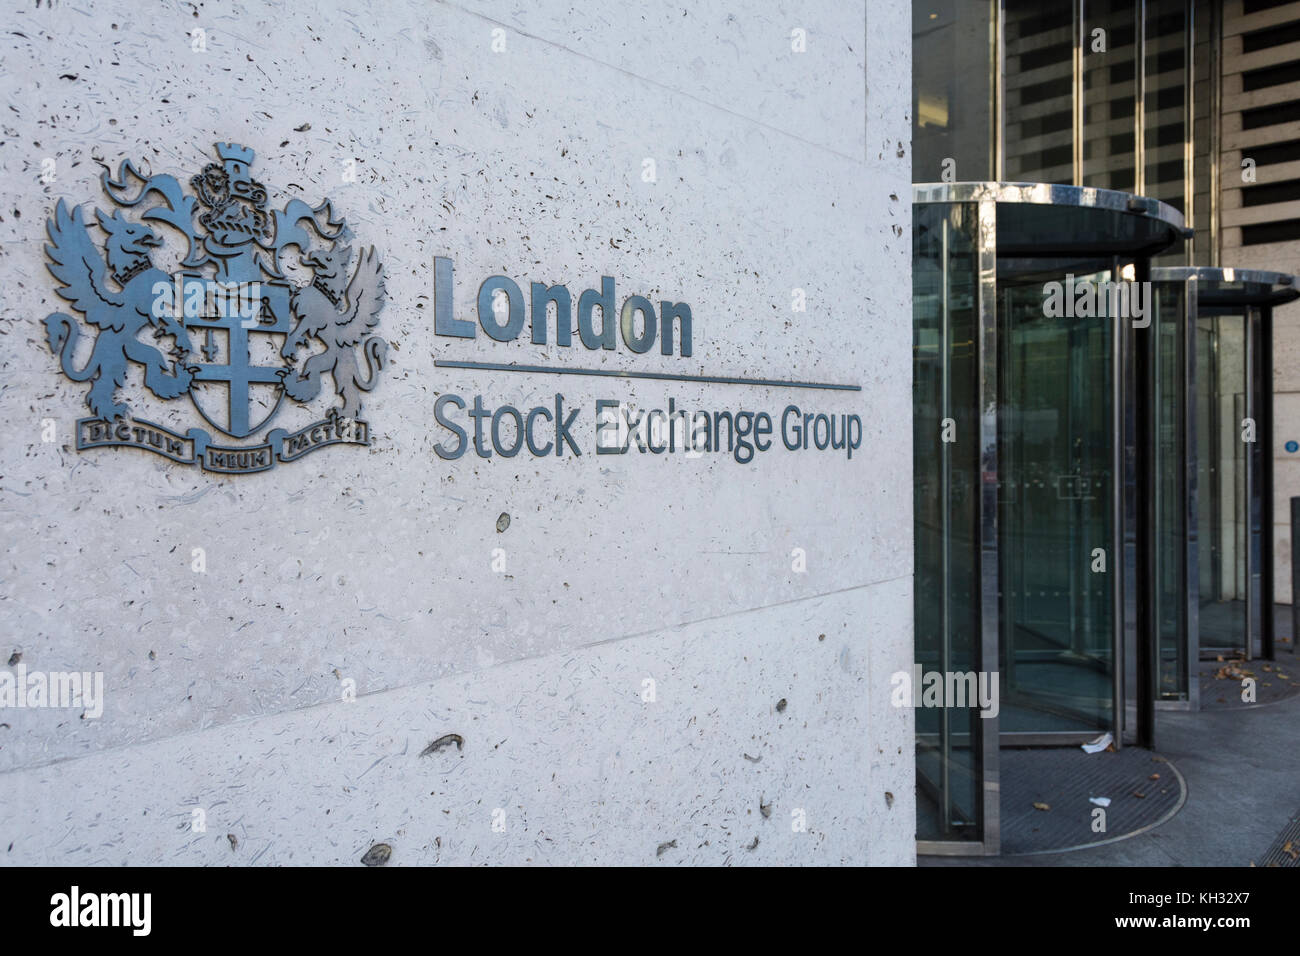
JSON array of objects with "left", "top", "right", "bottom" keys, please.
[{"left": 180, "top": 269, "right": 293, "bottom": 438}]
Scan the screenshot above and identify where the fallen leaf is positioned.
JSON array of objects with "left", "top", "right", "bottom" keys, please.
[
  {"left": 360, "top": 843, "right": 392, "bottom": 866},
  {"left": 420, "top": 733, "right": 464, "bottom": 756}
]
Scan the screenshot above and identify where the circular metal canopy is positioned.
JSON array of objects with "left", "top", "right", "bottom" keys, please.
[
  {"left": 1151, "top": 266, "right": 1299, "bottom": 307},
  {"left": 914, "top": 182, "right": 1189, "bottom": 263}
]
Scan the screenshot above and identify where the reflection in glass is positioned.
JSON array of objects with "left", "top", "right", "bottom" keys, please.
[
  {"left": 912, "top": 0, "right": 1212, "bottom": 268},
  {"left": 996, "top": 268, "right": 1114, "bottom": 733},
  {"left": 1082, "top": 0, "right": 1138, "bottom": 192},
  {"left": 1004, "top": 1, "right": 1075, "bottom": 184},
  {"left": 1153, "top": 281, "right": 1188, "bottom": 700},
  {"left": 912, "top": 1, "right": 995, "bottom": 183},
  {"left": 913, "top": 201, "right": 982, "bottom": 841},
  {"left": 1197, "top": 313, "right": 1251, "bottom": 654}
]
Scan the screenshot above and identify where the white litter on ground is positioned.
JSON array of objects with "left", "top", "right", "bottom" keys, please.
[{"left": 1082, "top": 732, "right": 1114, "bottom": 754}]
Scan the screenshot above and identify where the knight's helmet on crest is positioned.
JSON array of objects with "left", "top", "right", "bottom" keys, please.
[{"left": 192, "top": 142, "right": 270, "bottom": 244}]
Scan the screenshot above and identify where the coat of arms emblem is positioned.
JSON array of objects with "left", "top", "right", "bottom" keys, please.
[{"left": 42, "top": 142, "right": 388, "bottom": 474}]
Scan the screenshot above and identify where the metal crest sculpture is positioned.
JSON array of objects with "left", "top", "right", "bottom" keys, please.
[{"left": 42, "top": 143, "right": 388, "bottom": 474}]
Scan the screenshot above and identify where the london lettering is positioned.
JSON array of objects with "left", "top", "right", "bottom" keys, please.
[{"left": 432, "top": 256, "right": 692, "bottom": 355}]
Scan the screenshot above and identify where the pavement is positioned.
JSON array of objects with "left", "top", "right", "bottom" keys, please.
[{"left": 922, "top": 610, "right": 1300, "bottom": 867}]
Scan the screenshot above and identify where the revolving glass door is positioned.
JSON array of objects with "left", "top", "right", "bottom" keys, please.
[
  {"left": 914, "top": 183, "right": 1187, "bottom": 854},
  {"left": 1150, "top": 268, "right": 1299, "bottom": 685}
]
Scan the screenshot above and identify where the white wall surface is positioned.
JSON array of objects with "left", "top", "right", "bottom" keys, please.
[{"left": 0, "top": 0, "right": 913, "bottom": 865}]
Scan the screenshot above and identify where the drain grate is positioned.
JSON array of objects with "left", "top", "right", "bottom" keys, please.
[
  {"left": 1000, "top": 746, "right": 1185, "bottom": 855},
  {"left": 1198, "top": 658, "right": 1300, "bottom": 709},
  {"left": 1256, "top": 809, "right": 1300, "bottom": 867}
]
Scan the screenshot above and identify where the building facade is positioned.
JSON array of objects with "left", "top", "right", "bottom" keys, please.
[
  {"left": 912, "top": 0, "right": 1300, "bottom": 854},
  {"left": 1218, "top": 0, "right": 1300, "bottom": 601}
]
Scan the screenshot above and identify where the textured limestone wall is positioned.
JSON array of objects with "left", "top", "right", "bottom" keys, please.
[{"left": 0, "top": 0, "right": 913, "bottom": 864}]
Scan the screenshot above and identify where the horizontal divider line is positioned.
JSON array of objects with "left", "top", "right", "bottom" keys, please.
[{"left": 433, "top": 359, "right": 861, "bottom": 392}]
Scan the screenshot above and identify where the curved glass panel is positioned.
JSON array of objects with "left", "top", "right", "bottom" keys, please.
[
  {"left": 996, "top": 261, "right": 1115, "bottom": 733},
  {"left": 1152, "top": 279, "right": 1190, "bottom": 702},
  {"left": 1197, "top": 312, "right": 1251, "bottom": 655},
  {"left": 913, "top": 200, "right": 983, "bottom": 842}
]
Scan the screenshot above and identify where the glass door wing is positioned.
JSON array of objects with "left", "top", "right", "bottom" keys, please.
[{"left": 997, "top": 268, "right": 1117, "bottom": 736}]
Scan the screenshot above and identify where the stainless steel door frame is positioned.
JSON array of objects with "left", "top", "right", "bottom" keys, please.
[
  {"left": 916, "top": 193, "right": 1002, "bottom": 858},
  {"left": 976, "top": 195, "right": 1001, "bottom": 856},
  {"left": 1185, "top": 276, "right": 1202, "bottom": 706},
  {"left": 1150, "top": 270, "right": 1200, "bottom": 711},
  {"left": 1245, "top": 306, "right": 1256, "bottom": 661},
  {"left": 1120, "top": 257, "right": 1137, "bottom": 743}
]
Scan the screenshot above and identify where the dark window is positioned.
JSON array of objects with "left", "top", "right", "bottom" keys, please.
[
  {"left": 1148, "top": 124, "right": 1185, "bottom": 148},
  {"left": 1152, "top": 159, "right": 1185, "bottom": 184},
  {"left": 1148, "top": 11, "right": 1187, "bottom": 38},
  {"left": 1241, "top": 178, "right": 1300, "bottom": 206},
  {"left": 1109, "top": 131, "right": 1136, "bottom": 154},
  {"left": 1243, "top": 59, "right": 1300, "bottom": 92},
  {"left": 1009, "top": 143, "right": 1073, "bottom": 173},
  {"left": 1017, "top": 43, "right": 1074, "bottom": 73},
  {"left": 1246, "top": 139, "right": 1300, "bottom": 166},
  {"left": 1241, "top": 218, "right": 1300, "bottom": 245},
  {"left": 1242, "top": 20, "right": 1300, "bottom": 53},
  {"left": 1242, "top": 101, "right": 1300, "bottom": 130},
  {"left": 1011, "top": 8, "right": 1073, "bottom": 36},
  {"left": 1015, "top": 75, "right": 1073, "bottom": 106},
  {"left": 1244, "top": 0, "right": 1296, "bottom": 15},
  {"left": 1151, "top": 49, "right": 1185, "bottom": 76},
  {"left": 1020, "top": 111, "right": 1074, "bottom": 137},
  {"left": 1152, "top": 86, "right": 1185, "bottom": 111}
]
